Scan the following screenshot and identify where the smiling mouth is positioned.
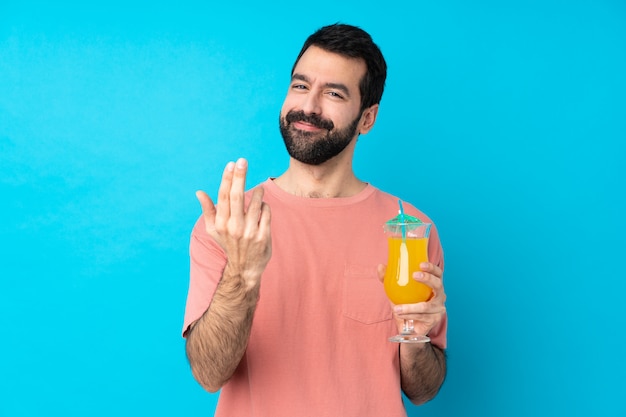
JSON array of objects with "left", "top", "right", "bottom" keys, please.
[
  {"left": 285, "top": 110, "right": 335, "bottom": 131},
  {"left": 292, "top": 121, "right": 325, "bottom": 132}
]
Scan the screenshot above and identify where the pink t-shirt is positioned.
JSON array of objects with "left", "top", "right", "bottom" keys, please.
[{"left": 183, "top": 179, "right": 447, "bottom": 417}]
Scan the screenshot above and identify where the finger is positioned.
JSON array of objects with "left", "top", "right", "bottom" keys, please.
[
  {"left": 196, "top": 190, "right": 217, "bottom": 225},
  {"left": 216, "top": 161, "right": 236, "bottom": 221},
  {"left": 412, "top": 270, "right": 441, "bottom": 288},
  {"left": 377, "top": 264, "right": 386, "bottom": 283},
  {"left": 411, "top": 272, "right": 445, "bottom": 307},
  {"left": 229, "top": 158, "right": 248, "bottom": 225},
  {"left": 394, "top": 301, "right": 446, "bottom": 316},
  {"left": 414, "top": 262, "right": 443, "bottom": 290},
  {"left": 196, "top": 191, "right": 220, "bottom": 240},
  {"left": 258, "top": 202, "right": 272, "bottom": 243},
  {"left": 245, "top": 186, "right": 265, "bottom": 231},
  {"left": 420, "top": 262, "right": 443, "bottom": 280}
]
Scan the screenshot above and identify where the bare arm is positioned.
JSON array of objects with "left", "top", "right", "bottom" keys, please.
[
  {"left": 399, "top": 342, "right": 447, "bottom": 404},
  {"left": 185, "top": 265, "right": 260, "bottom": 392},
  {"left": 185, "top": 159, "right": 271, "bottom": 392}
]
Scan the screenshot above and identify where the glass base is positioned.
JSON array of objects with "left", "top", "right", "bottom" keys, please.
[{"left": 389, "top": 334, "right": 431, "bottom": 344}]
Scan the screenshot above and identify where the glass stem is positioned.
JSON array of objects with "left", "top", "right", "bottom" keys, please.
[{"left": 402, "top": 319, "right": 415, "bottom": 335}]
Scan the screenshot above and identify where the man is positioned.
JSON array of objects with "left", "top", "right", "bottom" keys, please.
[{"left": 182, "top": 23, "right": 447, "bottom": 416}]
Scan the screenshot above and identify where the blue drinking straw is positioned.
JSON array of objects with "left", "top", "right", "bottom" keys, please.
[{"left": 398, "top": 199, "right": 407, "bottom": 241}]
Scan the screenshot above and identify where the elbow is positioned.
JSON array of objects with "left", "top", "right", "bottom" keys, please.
[
  {"left": 200, "top": 382, "right": 222, "bottom": 394},
  {"left": 406, "top": 387, "right": 441, "bottom": 406},
  {"left": 185, "top": 323, "right": 240, "bottom": 394},
  {"left": 402, "top": 345, "right": 447, "bottom": 405},
  {"left": 191, "top": 366, "right": 227, "bottom": 393},
  {"left": 189, "top": 362, "right": 230, "bottom": 393},
  {"left": 404, "top": 384, "right": 440, "bottom": 406}
]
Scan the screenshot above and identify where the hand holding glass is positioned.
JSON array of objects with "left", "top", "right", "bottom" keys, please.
[{"left": 383, "top": 205, "right": 432, "bottom": 343}]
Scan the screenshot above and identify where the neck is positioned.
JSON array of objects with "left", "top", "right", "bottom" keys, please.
[{"left": 274, "top": 151, "right": 366, "bottom": 198}]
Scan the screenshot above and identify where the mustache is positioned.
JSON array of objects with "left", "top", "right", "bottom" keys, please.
[{"left": 285, "top": 110, "right": 334, "bottom": 131}]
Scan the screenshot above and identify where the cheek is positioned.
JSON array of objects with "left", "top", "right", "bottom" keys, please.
[
  {"left": 280, "top": 98, "right": 294, "bottom": 118},
  {"left": 281, "top": 92, "right": 301, "bottom": 109},
  {"left": 335, "top": 112, "right": 358, "bottom": 130}
]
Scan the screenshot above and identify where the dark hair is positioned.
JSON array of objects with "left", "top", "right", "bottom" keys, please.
[{"left": 291, "top": 23, "right": 387, "bottom": 111}]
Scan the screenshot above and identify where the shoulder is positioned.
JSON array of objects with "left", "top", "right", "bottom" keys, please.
[{"left": 367, "top": 186, "right": 435, "bottom": 223}]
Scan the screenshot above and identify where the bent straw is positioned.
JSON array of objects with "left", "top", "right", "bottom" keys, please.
[{"left": 398, "top": 199, "right": 407, "bottom": 241}]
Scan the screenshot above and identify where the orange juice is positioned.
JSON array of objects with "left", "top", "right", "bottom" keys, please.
[{"left": 384, "top": 236, "right": 432, "bottom": 304}]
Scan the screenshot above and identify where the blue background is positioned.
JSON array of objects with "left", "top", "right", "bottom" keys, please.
[{"left": 1, "top": 1, "right": 625, "bottom": 416}]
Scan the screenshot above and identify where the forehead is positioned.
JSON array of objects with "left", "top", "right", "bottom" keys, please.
[{"left": 293, "top": 46, "right": 366, "bottom": 94}]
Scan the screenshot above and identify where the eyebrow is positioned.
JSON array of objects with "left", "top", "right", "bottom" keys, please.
[{"left": 292, "top": 73, "right": 351, "bottom": 98}]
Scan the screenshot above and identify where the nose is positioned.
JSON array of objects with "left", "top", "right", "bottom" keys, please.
[{"left": 301, "top": 91, "right": 322, "bottom": 115}]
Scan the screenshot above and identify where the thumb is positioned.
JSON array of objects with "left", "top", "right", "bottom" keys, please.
[
  {"left": 377, "top": 264, "right": 386, "bottom": 284},
  {"left": 196, "top": 190, "right": 217, "bottom": 226}
]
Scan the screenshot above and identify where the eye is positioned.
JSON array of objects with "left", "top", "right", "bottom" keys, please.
[
  {"left": 291, "top": 83, "right": 308, "bottom": 91},
  {"left": 327, "top": 91, "right": 345, "bottom": 100}
]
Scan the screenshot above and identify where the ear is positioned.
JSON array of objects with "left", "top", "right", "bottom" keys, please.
[{"left": 358, "top": 104, "right": 379, "bottom": 135}]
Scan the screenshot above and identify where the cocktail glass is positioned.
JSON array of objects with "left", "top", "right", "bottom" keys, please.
[{"left": 383, "top": 202, "right": 432, "bottom": 343}]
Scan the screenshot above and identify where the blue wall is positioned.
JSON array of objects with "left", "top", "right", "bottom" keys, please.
[{"left": 1, "top": 1, "right": 624, "bottom": 416}]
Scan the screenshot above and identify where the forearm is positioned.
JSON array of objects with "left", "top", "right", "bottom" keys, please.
[
  {"left": 185, "top": 268, "right": 260, "bottom": 392},
  {"left": 399, "top": 342, "right": 447, "bottom": 405}
]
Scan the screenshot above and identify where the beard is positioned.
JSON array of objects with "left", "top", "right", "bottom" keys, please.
[{"left": 279, "top": 110, "right": 361, "bottom": 165}]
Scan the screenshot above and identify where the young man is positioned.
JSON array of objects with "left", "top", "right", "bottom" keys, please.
[{"left": 182, "top": 23, "right": 447, "bottom": 416}]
